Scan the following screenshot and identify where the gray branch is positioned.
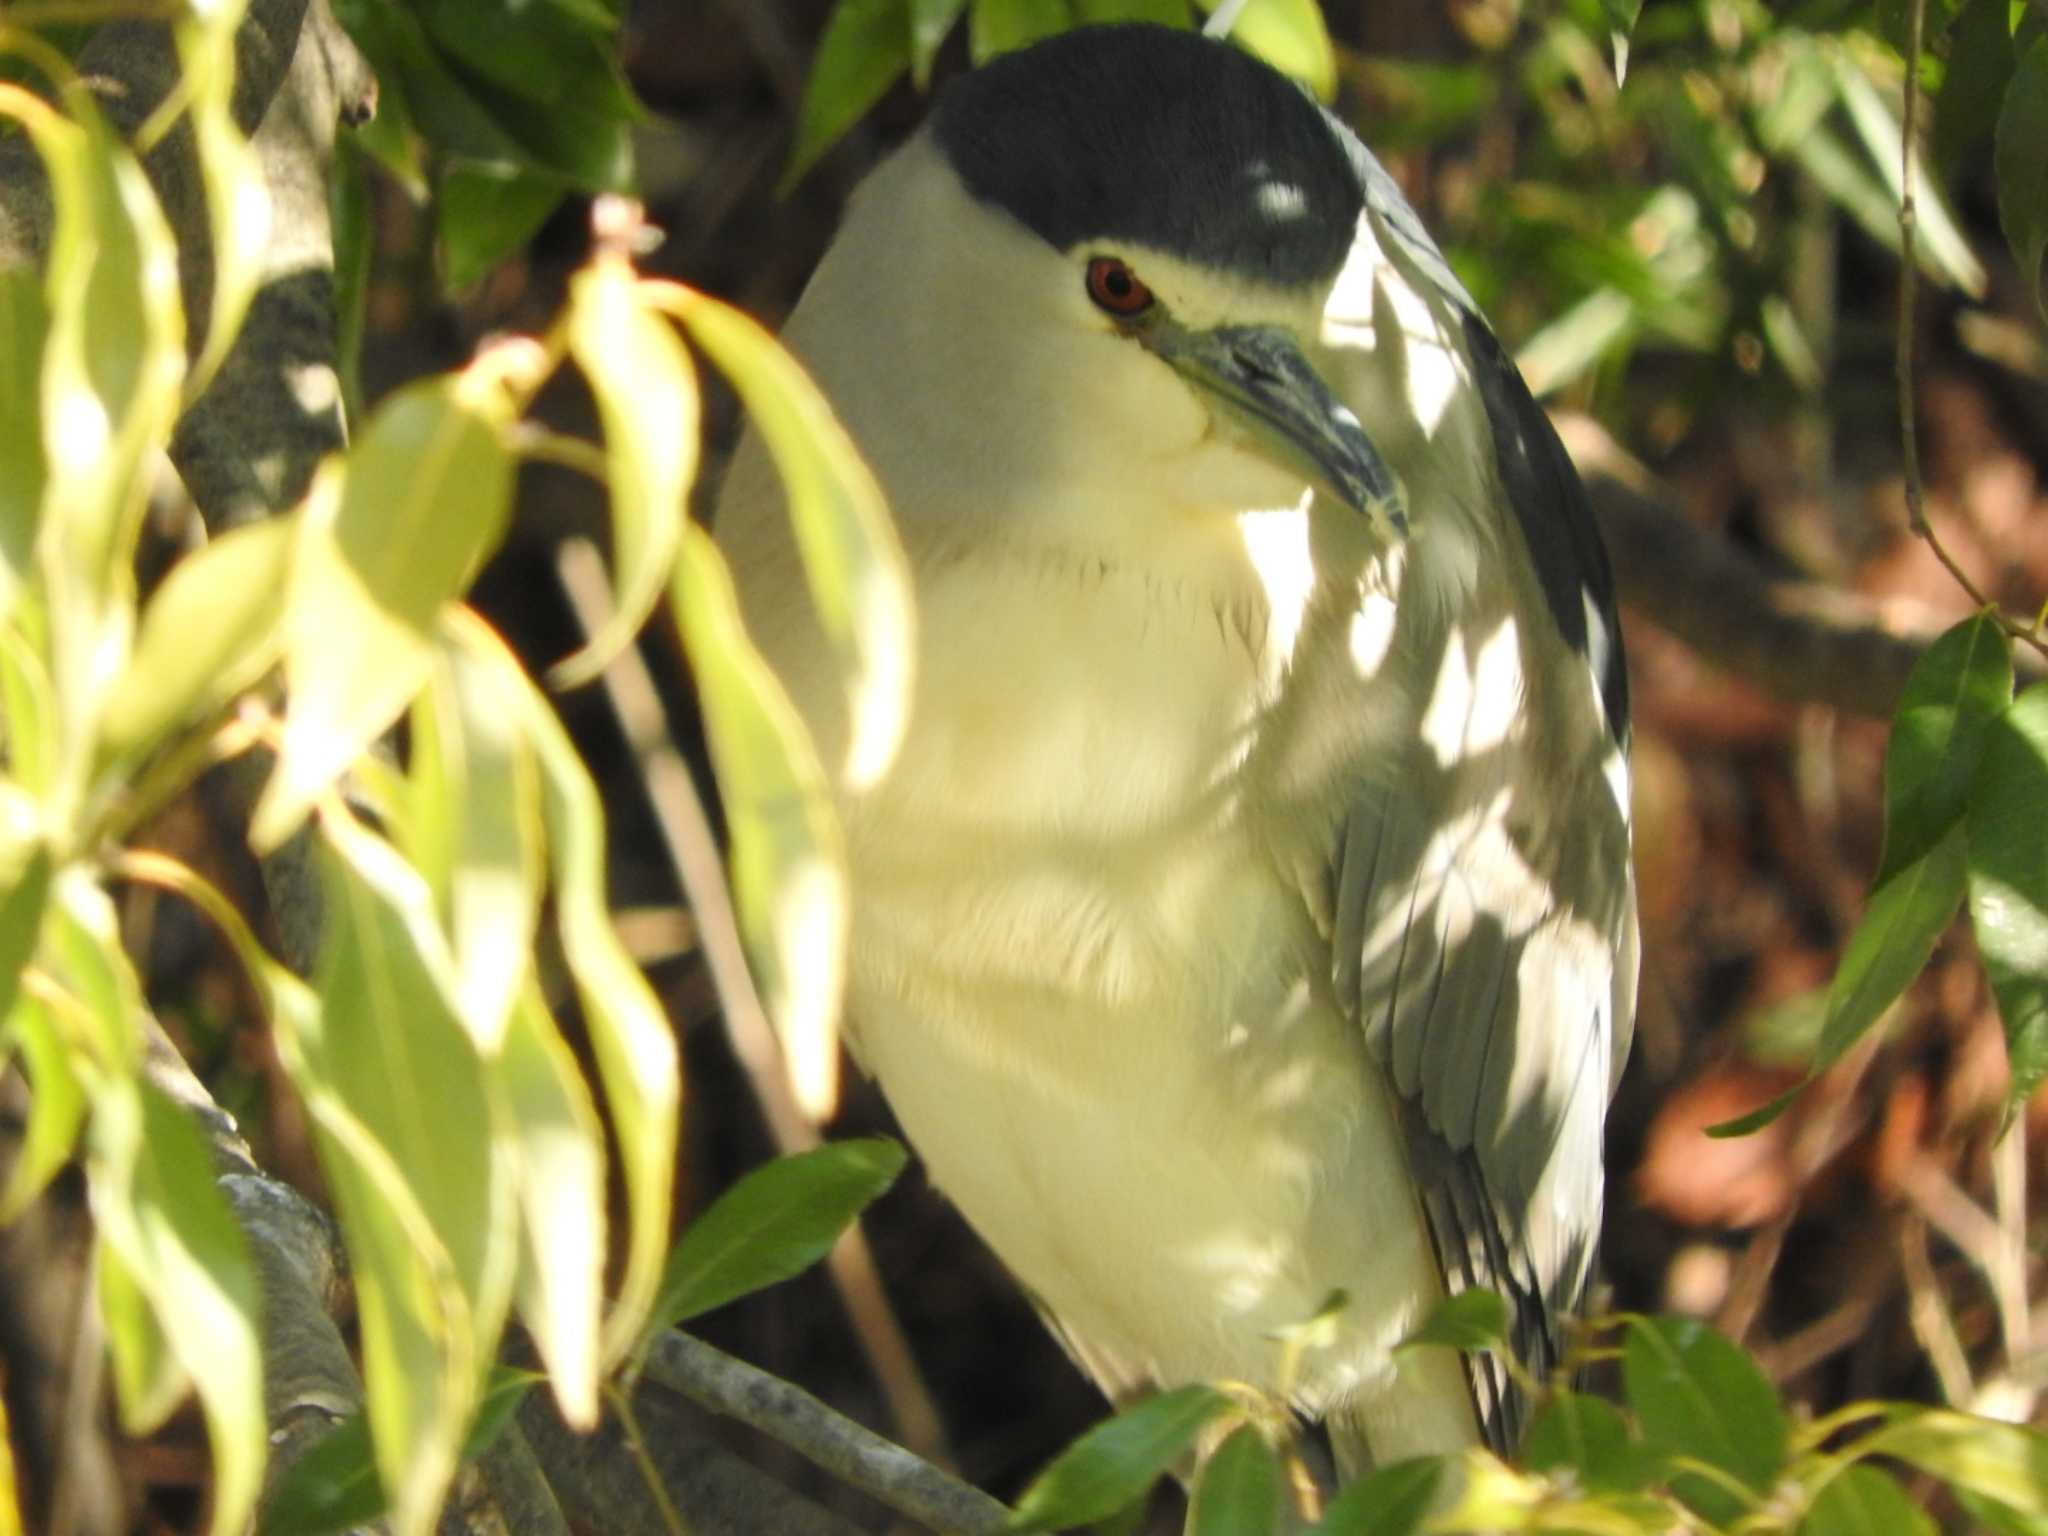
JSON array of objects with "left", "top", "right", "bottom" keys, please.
[{"left": 643, "top": 1329, "right": 1015, "bottom": 1536}]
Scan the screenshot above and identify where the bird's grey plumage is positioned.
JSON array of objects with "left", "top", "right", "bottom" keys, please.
[{"left": 716, "top": 21, "right": 1637, "bottom": 1471}]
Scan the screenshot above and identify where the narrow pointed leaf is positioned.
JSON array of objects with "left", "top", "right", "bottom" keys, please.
[
  {"left": 88, "top": 1079, "right": 265, "bottom": 1536},
  {"left": 438, "top": 164, "right": 566, "bottom": 290},
  {"left": 553, "top": 257, "right": 697, "bottom": 687},
  {"left": 412, "top": 626, "right": 544, "bottom": 1050},
  {"left": 0, "top": 270, "right": 47, "bottom": 620},
  {"left": 177, "top": 2, "right": 272, "bottom": 397},
  {"left": 1523, "top": 1392, "right": 1650, "bottom": 1493},
  {"left": 255, "top": 374, "right": 514, "bottom": 850},
  {"left": 1863, "top": 1409, "right": 2048, "bottom": 1518},
  {"left": 1314, "top": 1456, "right": 1444, "bottom": 1535},
  {"left": 1009, "top": 1385, "right": 1236, "bottom": 1532},
  {"left": 98, "top": 516, "right": 297, "bottom": 772},
  {"left": 650, "top": 1138, "right": 905, "bottom": 1333},
  {"left": 0, "top": 792, "right": 49, "bottom": 1033},
  {"left": 1877, "top": 612, "right": 2012, "bottom": 883},
  {"left": 911, "top": 0, "right": 969, "bottom": 84},
  {"left": 1397, "top": 1287, "right": 1509, "bottom": 1354},
  {"left": 1197, "top": 0, "right": 1337, "bottom": 99},
  {"left": 0, "top": 994, "right": 82, "bottom": 1220},
  {"left": 493, "top": 611, "right": 679, "bottom": 1361},
  {"left": 20, "top": 88, "right": 185, "bottom": 790},
  {"left": 1188, "top": 1424, "right": 1281, "bottom": 1536},
  {"left": 665, "top": 285, "right": 914, "bottom": 792},
  {"left": 1623, "top": 1315, "right": 1786, "bottom": 1525},
  {"left": 498, "top": 987, "right": 605, "bottom": 1425},
  {"left": 45, "top": 872, "right": 142, "bottom": 1075},
  {"left": 300, "top": 816, "right": 519, "bottom": 1532},
  {"left": 672, "top": 524, "right": 849, "bottom": 1119},
  {"left": 1799, "top": 1464, "right": 1938, "bottom": 1536},
  {"left": 1818, "top": 824, "right": 1968, "bottom": 1068},
  {"left": 783, "top": 0, "right": 915, "bottom": 189},
  {"left": 1998, "top": 37, "right": 2048, "bottom": 315},
  {"left": 1965, "top": 683, "right": 2048, "bottom": 1116},
  {"left": 1829, "top": 48, "right": 1986, "bottom": 294},
  {"left": 969, "top": 0, "right": 1070, "bottom": 62}
]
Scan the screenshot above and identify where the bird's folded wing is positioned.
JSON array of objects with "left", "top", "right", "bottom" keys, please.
[{"left": 1328, "top": 781, "right": 1623, "bottom": 1453}]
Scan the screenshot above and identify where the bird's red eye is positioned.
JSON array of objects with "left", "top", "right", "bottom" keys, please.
[{"left": 1085, "top": 256, "right": 1154, "bottom": 317}]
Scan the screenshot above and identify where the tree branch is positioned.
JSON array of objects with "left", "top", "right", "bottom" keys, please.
[
  {"left": 642, "top": 1330, "right": 1015, "bottom": 1536},
  {"left": 1557, "top": 413, "right": 2041, "bottom": 718}
]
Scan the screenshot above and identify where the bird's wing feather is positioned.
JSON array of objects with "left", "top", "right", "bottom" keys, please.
[{"left": 1314, "top": 203, "right": 1635, "bottom": 1452}]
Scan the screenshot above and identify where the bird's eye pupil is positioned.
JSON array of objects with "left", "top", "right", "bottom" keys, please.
[{"left": 1086, "top": 256, "right": 1152, "bottom": 317}]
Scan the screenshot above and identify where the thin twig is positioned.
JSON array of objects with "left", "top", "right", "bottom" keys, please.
[
  {"left": 642, "top": 1331, "right": 1012, "bottom": 1536},
  {"left": 1893, "top": 0, "right": 2048, "bottom": 661},
  {"left": 611, "top": 1387, "right": 693, "bottom": 1536},
  {"left": 1900, "top": 1216, "right": 1975, "bottom": 1406},
  {"left": 1991, "top": 1119, "right": 2034, "bottom": 1373},
  {"left": 553, "top": 538, "right": 951, "bottom": 1467}
]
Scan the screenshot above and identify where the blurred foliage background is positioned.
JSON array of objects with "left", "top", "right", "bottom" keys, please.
[{"left": 18, "top": 0, "right": 2048, "bottom": 1527}]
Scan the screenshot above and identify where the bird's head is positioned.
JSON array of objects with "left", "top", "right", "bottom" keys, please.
[{"left": 778, "top": 24, "right": 1410, "bottom": 553}]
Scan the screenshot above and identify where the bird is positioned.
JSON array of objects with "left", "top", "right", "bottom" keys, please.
[{"left": 714, "top": 21, "right": 1637, "bottom": 1474}]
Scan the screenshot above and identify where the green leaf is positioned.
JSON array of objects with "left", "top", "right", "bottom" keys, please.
[
  {"left": 1817, "top": 823, "right": 1968, "bottom": 1068},
  {"left": 1966, "top": 683, "right": 2048, "bottom": 1116},
  {"left": 1829, "top": 46, "right": 1987, "bottom": 296},
  {"left": 0, "top": 613, "right": 58, "bottom": 800},
  {"left": 438, "top": 165, "right": 566, "bottom": 290},
  {"left": 19, "top": 84, "right": 185, "bottom": 798},
  {"left": 0, "top": 993, "right": 81, "bottom": 1219},
  {"left": 299, "top": 815, "right": 519, "bottom": 1533},
  {"left": 1623, "top": 1315, "right": 1787, "bottom": 1525},
  {"left": 911, "top": 0, "right": 970, "bottom": 85},
  {"left": 89, "top": 1079, "right": 265, "bottom": 1536},
  {"left": 254, "top": 374, "right": 514, "bottom": 850},
  {"left": 970, "top": 0, "right": 1072, "bottom": 63},
  {"left": 176, "top": 3, "right": 271, "bottom": 397},
  {"left": 1188, "top": 1424, "right": 1281, "bottom": 1536},
  {"left": 649, "top": 1138, "right": 906, "bottom": 1333},
  {"left": 1197, "top": 0, "right": 1337, "bottom": 100},
  {"left": 671, "top": 289, "right": 914, "bottom": 797},
  {"left": 1009, "top": 1385, "right": 1237, "bottom": 1532},
  {"left": 1799, "top": 1464, "right": 1938, "bottom": 1536},
  {"left": 554, "top": 256, "right": 698, "bottom": 687},
  {"left": 45, "top": 871, "right": 142, "bottom": 1075},
  {"left": 672, "top": 524, "right": 850, "bottom": 1119},
  {"left": 0, "top": 270, "right": 48, "bottom": 621},
  {"left": 1313, "top": 1457, "right": 1444, "bottom": 1536},
  {"left": 1073, "top": 0, "right": 1189, "bottom": 22},
  {"left": 1876, "top": 612, "right": 2013, "bottom": 884},
  {"left": 1936, "top": 0, "right": 2020, "bottom": 172},
  {"left": 97, "top": 516, "right": 297, "bottom": 773},
  {"left": 1998, "top": 35, "right": 2048, "bottom": 315},
  {"left": 1397, "top": 1288, "right": 1510, "bottom": 1355},
  {"left": 497, "top": 617, "right": 679, "bottom": 1363},
  {"left": 498, "top": 987, "right": 605, "bottom": 1426},
  {"left": 783, "top": 0, "right": 914, "bottom": 191},
  {"left": 411, "top": 624, "right": 544, "bottom": 1051},
  {"left": 1863, "top": 1409, "right": 2048, "bottom": 1520},
  {"left": 338, "top": 0, "right": 636, "bottom": 192},
  {"left": 1523, "top": 1392, "right": 1650, "bottom": 1493},
  {"left": 0, "top": 792, "right": 49, "bottom": 1037},
  {"left": 259, "top": 1364, "right": 541, "bottom": 1536}
]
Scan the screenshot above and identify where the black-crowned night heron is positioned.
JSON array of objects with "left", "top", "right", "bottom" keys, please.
[{"left": 717, "top": 22, "right": 1636, "bottom": 1471}]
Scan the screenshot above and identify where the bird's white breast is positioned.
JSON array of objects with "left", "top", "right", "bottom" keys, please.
[{"left": 823, "top": 515, "right": 1469, "bottom": 1447}]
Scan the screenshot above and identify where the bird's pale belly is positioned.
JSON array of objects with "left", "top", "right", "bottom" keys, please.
[{"left": 843, "top": 829, "right": 1451, "bottom": 1420}]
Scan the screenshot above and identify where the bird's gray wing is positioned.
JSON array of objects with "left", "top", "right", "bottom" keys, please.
[{"left": 1318, "top": 221, "right": 1636, "bottom": 1452}]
